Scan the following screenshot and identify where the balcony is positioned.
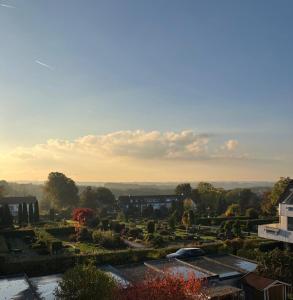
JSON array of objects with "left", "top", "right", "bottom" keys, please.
[{"left": 258, "top": 223, "right": 293, "bottom": 244}]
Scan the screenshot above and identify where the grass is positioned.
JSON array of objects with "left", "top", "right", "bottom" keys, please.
[{"left": 75, "top": 242, "right": 105, "bottom": 254}]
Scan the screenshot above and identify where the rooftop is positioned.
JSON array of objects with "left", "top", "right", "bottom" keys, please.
[
  {"left": 0, "top": 196, "right": 37, "bottom": 205},
  {"left": 241, "top": 272, "right": 290, "bottom": 290}
]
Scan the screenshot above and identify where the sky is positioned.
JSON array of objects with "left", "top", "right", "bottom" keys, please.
[{"left": 0, "top": 0, "right": 293, "bottom": 182}]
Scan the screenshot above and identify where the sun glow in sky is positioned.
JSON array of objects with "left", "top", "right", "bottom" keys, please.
[{"left": 0, "top": 0, "right": 293, "bottom": 181}]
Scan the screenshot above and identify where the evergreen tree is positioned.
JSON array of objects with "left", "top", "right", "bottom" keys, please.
[
  {"left": 3, "top": 204, "right": 13, "bottom": 226},
  {"left": 22, "top": 203, "right": 28, "bottom": 224},
  {"left": 34, "top": 200, "right": 40, "bottom": 223},
  {"left": 28, "top": 203, "right": 34, "bottom": 224},
  {"left": 18, "top": 203, "right": 23, "bottom": 226},
  {"left": 0, "top": 206, "right": 3, "bottom": 226},
  {"left": 188, "top": 210, "right": 195, "bottom": 226}
]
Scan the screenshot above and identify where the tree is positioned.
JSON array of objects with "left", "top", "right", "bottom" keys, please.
[
  {"left": 245, "top": 208, "right": 258, "bottom": 219},
  {"left": 182, "top": 211, "right": 189, "bottom": 232},
  {"left": 28, "top": 203, "right": 34, "bottom": 224},
  {"left": 95, "top": 187, "right": 116, "bottom": 211},
  {"left": 44, "top": 172, "right": 79, "bottom": 210},
  {"left": 3, "top": 204, "right": 13, "bottom": 226},
  {"left": 261, "top": 177, "right": 293, "bottom": 216},
  {"left": 34, "top": 200, "right": 40, "bottom": 223},
  {"left": 168, "top": 211, "right": 176, "bottom": 231},
  {"left": 18, "top": 203, "right": 22, "bottom": 226},
  {"left": 80, "top": 186, "right": 98, "bottom": 209},
  {"left": 22, "top": 203, "right": 28, "bottom": 224},
  {"left": 232, "top": 220, "right": 241, "bottom": 237},
  {"left": 225, "top": 204, "right": 240, "bottom": 217},
  {"left": 183, "top": 198, "right": 195, "bottom": 211},
  {"left": 147, "top": 220, "right": 155, "bottom": 234},
  {"left": 256, "top": 249, "right": 293, "bottom": 285},
  {"left": 116, "top": 272, "right": 206, "bottom": 300},
  {"left": 55, "top": 264, "right": 116, "bottom": 300},
  {"left": 188, "top": 209, "right": 195, "bottom": 226},
  {"left": 0, "top": 180, "right": 8, "bottom": 198},
  {"left": 239, "top": 189, "right": 260, "bottom": 214},
  {"left": 175, "top": 183, "right": 192, "bottom": 198},
  {"left": 72, "top": 208, "right": 95, "bottom": 226}
]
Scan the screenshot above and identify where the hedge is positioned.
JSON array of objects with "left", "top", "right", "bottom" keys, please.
[
  {"left": 35, "top": 229, "right": 63, "bottom": 255},
  {"left": 0, "top": 235, "right": 9, "bottom": 253},
  {"left": 0, "top": 242, "right": 224, "bottom": 276},
  {"left": 197, "top": 216, "right": 253, "bottom": 226},
  {"left": 45, "top": 226, "right": 75, "bottom": 236}
]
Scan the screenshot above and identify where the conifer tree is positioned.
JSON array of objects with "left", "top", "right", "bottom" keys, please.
[
  {"left": 22, "top": 203, "right": 28, "bottom": 224},
  {"left": 34, "top": 200, "right": 40, "bottom": 223},
  {"left": 3, "top": 204, "right": 13, "bottom": 226},
  {"left": 29, "top": 203, "right": 34, "bottom": 224},
  {"left": 18, "top": 203, "right": 22, "bottom": 226}
]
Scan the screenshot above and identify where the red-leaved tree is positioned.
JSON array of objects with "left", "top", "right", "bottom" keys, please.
[
  {"left": 72, "top": 208, "right": 94, "bottom": 225},
  {"left": 115, "top": 272, "right": 207, "bottom": 300}
]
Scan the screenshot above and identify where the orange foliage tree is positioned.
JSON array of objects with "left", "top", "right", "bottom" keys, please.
[
  {"left": 72, "top": 208, "right": 94, "bottom": 225},
  {"left": 115, "top": 272, "right": 207, "bottom": 300}
]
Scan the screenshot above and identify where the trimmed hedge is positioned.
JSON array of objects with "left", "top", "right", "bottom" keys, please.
[
  {"left": 0, "top": 242, "right": 224, "bottom": 276},
  {"left": 0, "top": 235, "right": 9, "bottom": 253},
  {"left": 45, "top": 226, "right": 75, "bottom": 236},
  {"left": 197, "top": 216, "right": 253, "bottom": 226},
  {"left": 36, "top": 229, "right": 63, "bottom": 255},
  {"left": 198, "top": 216, "right": 278, "bottom": 227}
]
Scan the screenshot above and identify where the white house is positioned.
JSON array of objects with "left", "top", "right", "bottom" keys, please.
[{"left": 258, "top": 188, "right": 293, "bottom": 244}]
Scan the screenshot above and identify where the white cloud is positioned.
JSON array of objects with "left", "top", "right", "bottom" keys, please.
[
  {"left": 223, "top": 139, "right": 239, "bottom": 151},
  {"left": 35, "top": 60, "right": 54, "bottom": 70},
  {"left": 9, "top": 130, "right": 211, "bottom": 161},
  {"left": 0, "top": 3, "right": 15, "bottom": 8}
]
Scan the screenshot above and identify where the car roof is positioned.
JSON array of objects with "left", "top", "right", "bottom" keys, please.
[{"left": 179, "top": 247, "right": 201, "bottom": 251}]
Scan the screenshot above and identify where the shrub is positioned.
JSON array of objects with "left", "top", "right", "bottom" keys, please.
[
  {"left": 92, "top": 230, "right": 126, "bottom": 249},
  {"left": 147, "top": 220, "right": 155, "bottom": 234},
  {"left": 110, "top": 221, "right": 125, "bottom": 234},
  {"left": 157, "top": 229, "right": 169, "bottom": 236},
  {"left": 245, "top": 208, "right": 259, "bottom": 219},
  {"left": 151, "top": 235, "right": 165, "bottom": 248},
  {"left": 128, "top": 228, "right": 143, "bottom": 239},
  {"left": 55, "top": 264, "right": 116, "bottom": 300},
  {"left": 76, "top": 227, "right": 92, "bottom": 242},
  {"left": 101, "top": 219, "right": 109, "bottom": 230}
]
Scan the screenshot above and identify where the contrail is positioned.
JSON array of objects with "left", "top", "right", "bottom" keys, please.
[
  {"left": 35, "top": 60, "right": 54, "bottom": 70},
  {"left": 0, "top": 3, "right": 15, "bottom": 8}
]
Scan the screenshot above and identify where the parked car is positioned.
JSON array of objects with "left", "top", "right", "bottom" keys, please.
[{"left": 166, "top": 247, "right": 205, "bottom": 259}]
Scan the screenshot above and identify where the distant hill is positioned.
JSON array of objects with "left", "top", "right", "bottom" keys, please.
[{"left": 2, "top": 180, "right": 273, "bottom": 202}]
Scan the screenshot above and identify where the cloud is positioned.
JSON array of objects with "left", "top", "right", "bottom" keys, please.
[
  {"left": 10, "top": 130, "right": 211, "bottom": 161},
  {"left": 223, "top": 139, "right": 239, "bottom": 151},
  {"left": 35, "top": 60, "right": 54, "bottom": 70},
  {"left": 0, "top": 3, "right": 15, "bottom": 8}
]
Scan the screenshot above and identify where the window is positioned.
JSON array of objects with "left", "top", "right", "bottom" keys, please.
[{"left": 288, "top": 217, "right": 293, "bottom": 231}]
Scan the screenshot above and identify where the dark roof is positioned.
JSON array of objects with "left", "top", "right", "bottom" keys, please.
[
  {"left": 279, "top": 180, "right": 293, "bottom": 204},
  {"left": 283, "top": 191, "right": 293, "bottom": 204},
  {"left": 118, "top": 194, "right": 183, "bottom": 203},
  {"left": 204, "top": 285, "right": 242, "bottom": 298},
  {"left": 0, "top": 196, "right": 37, "bottom": 205},
  {"left": 241, "top": 272, "right": 289, "bottom": 290}
]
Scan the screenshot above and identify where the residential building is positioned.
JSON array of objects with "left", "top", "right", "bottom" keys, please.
[
  {"left": 0, "top": 196, "right": 37, "bottom": 217},
  {"left": 118, "top": 194, "right": 184, "bottom": 213},
  {"left": 258, "top": 183, "right": 293, "bottom": 244}
]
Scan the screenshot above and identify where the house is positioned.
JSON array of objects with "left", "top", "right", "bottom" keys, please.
[
  {"left": 118, "top": 194, "right": 184, "bottom": 214},
  {"left": 0, "top": 196, "right": 37, "bottom": 217},
  {"left": 258, "top": 182, "right": 293, "bottom": 245},
  {"left": 241, "top": 272, "right": 290, "bottom": 300}
]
